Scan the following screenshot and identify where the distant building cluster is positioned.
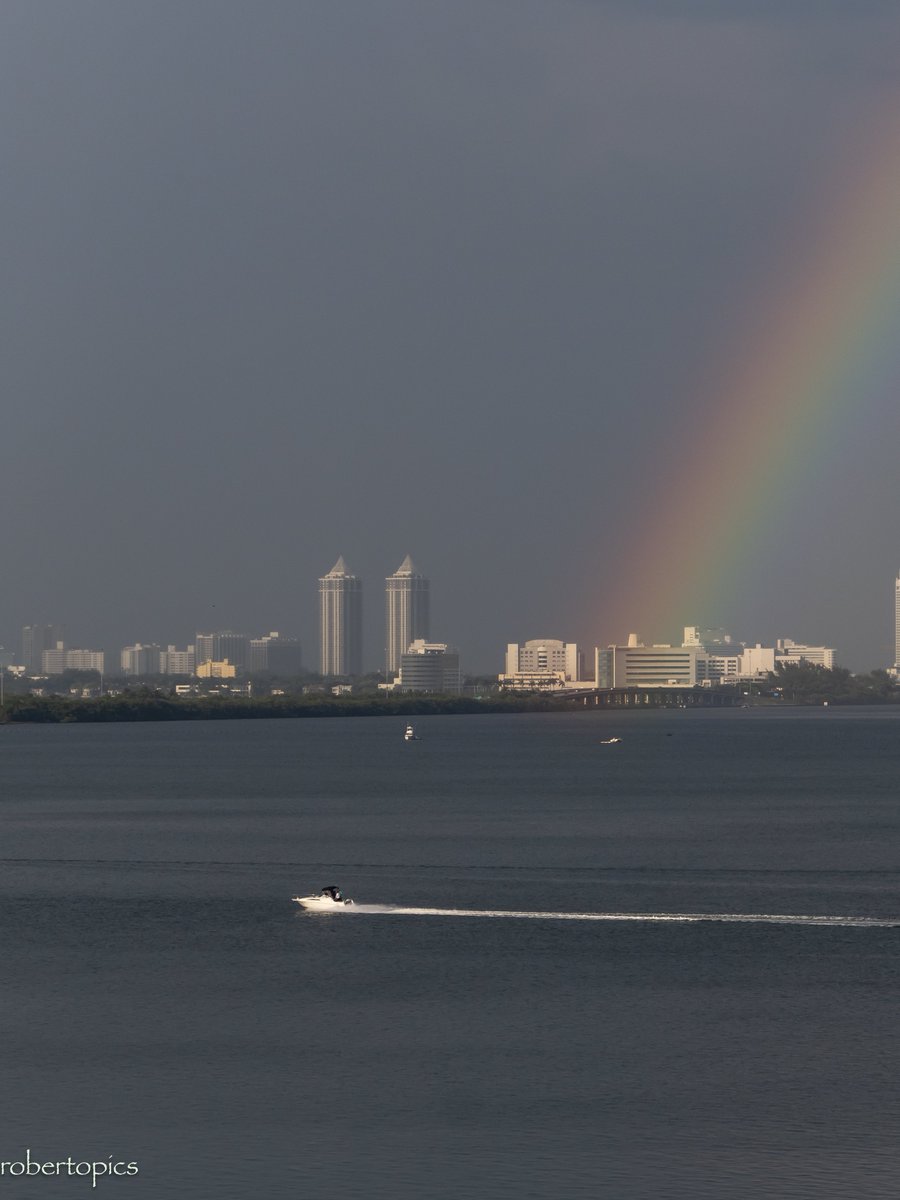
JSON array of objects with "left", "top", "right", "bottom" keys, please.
[
  {"left": 498, "top": 627, "right": 838, "bottom": 693},
  {"left": 15, "top": 625, "right": 301, "bottom": 683},
  {"left": 20, "top": 625, "right": 106, "bottom": 676},
  {"left": 594, "top": 631, "right": 836, "bottom": 691},
  {"left": 5, "top": 571, "right": 900, "bottom": 695},
  {"left": 318, "top": 555, "right": 461, "bottom": 693}
]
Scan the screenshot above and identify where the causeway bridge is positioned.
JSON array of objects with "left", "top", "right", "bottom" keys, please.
[{"left": 566, "top": 687, "right": 740, "bottom": 708}]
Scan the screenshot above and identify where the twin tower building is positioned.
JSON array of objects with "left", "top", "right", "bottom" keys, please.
[{"left": 319, "top": 555, "right": 429, "bottom": 678}]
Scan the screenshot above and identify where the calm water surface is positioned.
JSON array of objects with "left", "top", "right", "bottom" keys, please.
[{"left": 1, "top": 708, "right": 899, "bottom": 1198}]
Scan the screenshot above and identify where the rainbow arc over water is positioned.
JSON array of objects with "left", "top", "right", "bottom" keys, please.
[{"left": 604, "top": 112, "right": 900, "bottom": 643}]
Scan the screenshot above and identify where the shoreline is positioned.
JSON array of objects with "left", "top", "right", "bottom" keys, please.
[{"left": 1, "top": 690, "right": 896, "bottom": 724}]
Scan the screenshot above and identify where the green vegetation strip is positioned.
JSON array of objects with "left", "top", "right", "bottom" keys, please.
[{"left": 0, "top": 693, "right": 574, "bottom": 724}]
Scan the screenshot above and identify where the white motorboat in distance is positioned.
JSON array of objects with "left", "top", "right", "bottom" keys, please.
[
  {"left": 404, "top": 723, "right": 419, "bottom": 741},
  {"left": 292, "top": 885, "right": 354, "bottom": 910},
  {"left": 600, "top": 737, "right": 622, "bottom": 745}
]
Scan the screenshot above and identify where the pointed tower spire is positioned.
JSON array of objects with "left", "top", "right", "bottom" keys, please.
[{"left": 394, "top": 554, "right": 419, "bottom": 576}]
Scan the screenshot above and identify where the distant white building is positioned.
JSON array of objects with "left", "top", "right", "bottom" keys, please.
[
  {"left": 894, "top": 572, "right": 900, "bottom": 669},
  {"left": 775, "top": 640, "right": 835, "bottom": 670},
  {"left": 43, "top": 648, "right": 105, "bottom": 674},
  {"left": 159, "top": 646, "right": 196, "bottom": 676},
  {"left": 501, "top": 640, "right": 583, "bottom": 690},
  {"left": 596, "top": 643, "right": 700, "bottom": 688},
  {"left": 738, "top": 645, "right": 777, "bottom": 679},
  {"left": 696, "top": 654, "right": 740, "bottom": 684}
]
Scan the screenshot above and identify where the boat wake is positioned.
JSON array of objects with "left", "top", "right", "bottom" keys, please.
[{"left": 346, "top": 906, "right": 900, "bottom": 928}]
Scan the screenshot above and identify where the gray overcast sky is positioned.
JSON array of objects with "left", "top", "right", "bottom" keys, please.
[{"left": 2, "top": 0, "right": 899, "bottom": 671}]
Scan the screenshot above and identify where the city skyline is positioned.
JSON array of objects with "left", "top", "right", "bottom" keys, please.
[{"left": 13, "top": 569, "right": 900, "bottom": 681}]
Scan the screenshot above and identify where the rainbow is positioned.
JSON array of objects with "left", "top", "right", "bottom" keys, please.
[{"left": 603, "top": 111, "right": 900, "bottom": 645}]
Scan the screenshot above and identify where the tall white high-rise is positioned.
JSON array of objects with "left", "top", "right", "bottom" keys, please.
[
  {"left": 384, "top": 555, "right": 429, "bottom": 675},
  {"left": 319, "top": 556, "right": 363, "bottom": 676},
  {"left": 895, "top": 571, "right": 900, "bottom": 668}
]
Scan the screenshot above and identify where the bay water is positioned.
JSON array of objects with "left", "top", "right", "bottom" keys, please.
[{"left": 1, "top": 708, "right": 899, "bottom": 1198}]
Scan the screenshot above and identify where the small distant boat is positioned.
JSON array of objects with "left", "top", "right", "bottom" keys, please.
[
  {"left": 404, "top": 723, "right": 419, "bottom": 741},
  {"left": 600, "top": 737, "right": 622, "bottom": 745},
  {"left": 292, "top": 885, "right": 354, "bottom": 910}
]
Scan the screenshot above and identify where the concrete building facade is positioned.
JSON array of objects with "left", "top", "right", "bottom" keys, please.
[
  {"left": 319, "top": 556, "right": 363, "bottom": 677},
  {"left": 249, "top": 632, "right": 303, "bottom": 675},
  {"left": 42, "top": 648, "right": 105, "bottom": 674},
  {"left": 121, "top": 644, "right": 162, "bottom": 676},
  {"left": 394, "top": 640, "right": 461, "bottom": 694},
  {"left": 159, "top": 646, "right": 196, "bottom": 675},
  {"left": 596, "top": 644, "right": 700, "bottom": 688},
  {"left": 21, "top": 625, "right": 64, "bottom": 672},
  {"left": 501, "top": 640, "right": 583, "bottom": 690},
  {"left": 775, "top": 640, "right": 836, "bottom": 669},
  {"left": 385, "top": 555, "right": 430, "bottom": 676}
]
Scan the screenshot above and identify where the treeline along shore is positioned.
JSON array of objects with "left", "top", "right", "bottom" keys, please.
[
  {"left": 1, "top": 663, "right": 898, "bottom": 724},
  {"left": 0, "top": 692, "right": 577, "bottom": 725}
]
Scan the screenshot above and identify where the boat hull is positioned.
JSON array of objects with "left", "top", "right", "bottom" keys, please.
[{"left": 292, "top": 895, "right": 354, "bottom": 910}]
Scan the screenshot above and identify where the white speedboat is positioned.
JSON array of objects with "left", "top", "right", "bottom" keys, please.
[
  {"left": 600, "top": 737, "right": 622, "bottom": 745},
  {"left": 404, "top": 723, "right": 419, "bottom": 741},
  {"left": 292, "top": 885, "right": 354, "bottom": 910}
]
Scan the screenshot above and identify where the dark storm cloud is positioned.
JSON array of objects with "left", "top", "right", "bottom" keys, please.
[{"left": 1, "top": 1, "right": 898, "bottom": 670}]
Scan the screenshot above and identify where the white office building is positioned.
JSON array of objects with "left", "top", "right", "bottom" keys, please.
[
  {"left": 159, "top": 646, "right": 196, "bottom": 675},
  {"left": 738, "top": 645, "right": 777, "bottom": 678},
  {"left": 696, "top": 654, "right": 740, "bottom": 683},
  {"left": 500, "top": 640, "right": 583, "bottom": 690},
  {"left": 596, "top": 643, "right": 700, "bottom": 688},
  {"left": 385, "top": 555, "right": 430, "bottom": 676},
  {"left": 775, "top": 640, "right": 836, "bottom": 669},
  {"left": 42, "top": 648, "right": 105, "bottom": 674}
]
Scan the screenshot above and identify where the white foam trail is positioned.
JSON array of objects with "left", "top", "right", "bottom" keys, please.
[{"left": 347, "top": 906, "right": 900, "bottom": 928}]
